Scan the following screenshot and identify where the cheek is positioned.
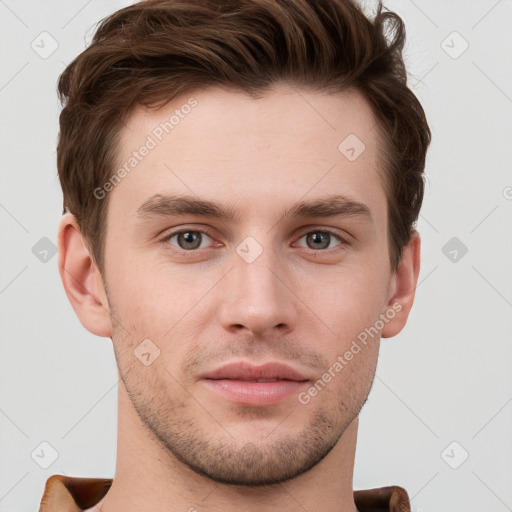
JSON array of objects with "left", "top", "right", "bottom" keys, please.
[
  {"left": 106, "top": 255, "right": 202, "bottom": 327},
  {"left": 306, "top": 266, "right": 389, "bottom": 340},
  {"left": 107, "top": 264, "right": 216, "bottom": 379}
]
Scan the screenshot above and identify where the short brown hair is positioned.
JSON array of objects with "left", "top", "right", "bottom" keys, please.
[{"left": 57, "top": 0, "right": 431, "bottom": 273}]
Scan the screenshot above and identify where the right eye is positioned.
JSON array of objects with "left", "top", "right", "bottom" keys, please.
[{"left": 165, "top": 230, "right": 215, "bottom": 251}]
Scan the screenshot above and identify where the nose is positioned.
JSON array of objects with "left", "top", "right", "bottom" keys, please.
[{"left": 217, "top": 243, "right": 298, "bottom": 337}]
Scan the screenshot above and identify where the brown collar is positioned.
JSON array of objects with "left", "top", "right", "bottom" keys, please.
[{"left": 39, "top": 474, "right": 411, "bottom": 512}]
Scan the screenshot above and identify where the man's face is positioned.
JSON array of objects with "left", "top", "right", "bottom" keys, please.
[{"left": 101, "top": 84, "right": 394, "bottom": 485}]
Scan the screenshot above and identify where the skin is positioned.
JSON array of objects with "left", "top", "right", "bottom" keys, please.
[{"left": 58, "top": 83, "right": 420, "bottom": 512}]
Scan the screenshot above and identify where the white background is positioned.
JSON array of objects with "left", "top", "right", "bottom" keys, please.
[{"left": 1, "top": 0, "right": 511, "bottom": 510}]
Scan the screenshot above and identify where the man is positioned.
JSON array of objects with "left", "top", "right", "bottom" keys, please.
[{"left": 40, "top": 0, "right": 430, "bottom": 510}]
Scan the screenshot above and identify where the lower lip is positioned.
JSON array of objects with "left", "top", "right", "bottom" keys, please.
[{"left": 202, "top": 379, "right": 308, "bottom": 406}]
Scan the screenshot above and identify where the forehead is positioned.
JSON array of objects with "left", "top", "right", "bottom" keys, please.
[{"left": 109, "top": 84, "right": 386, "bottom": 224}]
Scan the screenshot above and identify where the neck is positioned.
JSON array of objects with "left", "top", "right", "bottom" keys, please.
[{"left": 96, "top": 385, "right": 361, "bottom": 512}]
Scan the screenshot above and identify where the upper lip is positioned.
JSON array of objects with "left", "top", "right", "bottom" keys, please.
[{"left": 201, "top": 361, "right": 309, "bottom": 381}]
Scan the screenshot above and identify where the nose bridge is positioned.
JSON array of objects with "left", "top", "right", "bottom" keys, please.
[{"left": 218, "top": 235, "right": 297, "bottom": 335}]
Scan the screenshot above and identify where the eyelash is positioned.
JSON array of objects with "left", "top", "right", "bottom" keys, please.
[{"left": 159, "top": 227, "right": 350, "bottom": 254}]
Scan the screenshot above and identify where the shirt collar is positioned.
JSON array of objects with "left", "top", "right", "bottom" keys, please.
[{"left": 39, "top": 474, "right": 411, "bottom": 512}]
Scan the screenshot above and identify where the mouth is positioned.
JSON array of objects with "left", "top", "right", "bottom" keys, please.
[{"left": 200, "top": 361, "right": 310, "bottom": 406}]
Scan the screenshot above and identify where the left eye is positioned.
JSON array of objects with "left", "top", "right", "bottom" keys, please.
[
  {"left": 296, "top": 231, "right": 343, "bottom": 250},
  {"left": 167, "top": 230, "right": 213, "bottom": 250}
]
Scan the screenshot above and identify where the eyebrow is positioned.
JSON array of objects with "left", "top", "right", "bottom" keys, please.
[{"left": 135, "top": 194, "right": 372, "bottom": 223}]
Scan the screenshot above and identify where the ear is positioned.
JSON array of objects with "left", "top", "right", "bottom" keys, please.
[
  {"left": 381, "top": 230, "right": 421, "bottom": 338},
  {"left": 58, "top": 214, "right": 112, "bottom": 338}
]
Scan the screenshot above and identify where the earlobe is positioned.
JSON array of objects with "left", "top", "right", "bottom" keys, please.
[
  {"left": 58, "top": 214, "right": 112, "bottom": 338},
  {"left": 381, "top": 230, "right": 421, "bottom": 339}
]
